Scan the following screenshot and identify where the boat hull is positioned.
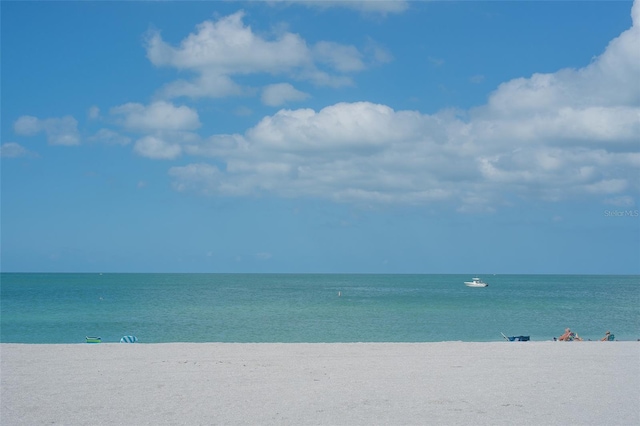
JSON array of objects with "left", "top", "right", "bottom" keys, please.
[{"left": 464, "top": 282, "right": 488, "bottom": 287}]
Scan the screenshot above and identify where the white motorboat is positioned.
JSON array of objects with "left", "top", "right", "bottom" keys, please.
[{"left": 464, "top": 277, "right": 488, "bottom": 287}]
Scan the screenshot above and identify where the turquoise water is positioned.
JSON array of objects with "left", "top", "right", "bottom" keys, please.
[{"left": 1, "top": 273, "right": 638, "bottom": 343}]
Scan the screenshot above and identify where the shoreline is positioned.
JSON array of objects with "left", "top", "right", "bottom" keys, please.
[{"left": 2, "top": 342, "right": 638, "bottom": 425}]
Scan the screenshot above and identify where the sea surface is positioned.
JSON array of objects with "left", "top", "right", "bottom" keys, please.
[{"left": 1, "top": 273, "right": 638, "bottom": 343}]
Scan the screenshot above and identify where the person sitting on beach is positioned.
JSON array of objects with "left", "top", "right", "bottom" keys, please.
[
  {"left": 601, "top": 331, "right": 613, "bottom": 341},
  {"left": 558, "top": 328, "right": 583, "bottom": 341},
  {"left": 558, "top": 328, "right": 572, "bottom": 341}
]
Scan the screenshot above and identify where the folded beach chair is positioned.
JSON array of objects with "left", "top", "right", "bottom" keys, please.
[{"left": 502, "top": 333, "right": 530, "bottom": 342}]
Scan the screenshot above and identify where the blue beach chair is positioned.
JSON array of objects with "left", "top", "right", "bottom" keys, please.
[
  {"left": 602, "top": 332, "right": 615, "bottom": 341},
  {"left": 502, "top": 332, "right": 530, "bottom": 342}
]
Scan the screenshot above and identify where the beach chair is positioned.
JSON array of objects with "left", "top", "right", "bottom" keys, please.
[
  {"left": 606, "top": 333, "right": 615, "bottom": 341},
  {"left": 86, "top": 336, "right": 101, "bottom": 343},
  {"left": 502, "top": 333, "right": 530, "bottom": 342}
]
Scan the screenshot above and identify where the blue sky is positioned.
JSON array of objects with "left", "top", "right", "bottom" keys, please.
[{"left": 2, "top": 0, "right": 639, "bottom": 274}]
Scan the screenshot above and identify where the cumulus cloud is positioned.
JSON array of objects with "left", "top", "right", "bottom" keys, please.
[
  {"left": 110, "top": 101, "right": 201, "bottom": 132},
  {"left": 0, "top": 142, "right": 30, "bottom": 158},
  {"left": 146, "top": 12, "right": 308, "bottom": 72},
  {"left": 364, "top": 38, "right": 394, "bottom": 66},
  {"left": 89, "top": 128, "right": 131, "bottom": 145},
  {"left": 168, "top": 1, "right": 640, "bottom": 209},
  {"left": 482, "top": 13, "right": 640, "bottom": 117},
  {"left": 146, "top": 11, "right": 374, "bottom": 99},
  {"left": 134, "top": 135, "right": 182, "bottom": 160},
  {"left": 14, "top": 115, "right": 80, "bottom": 146},
  {"left": 261, "top": 83, "right": 310, "bottom": 106},
  {"left": 169, "top": 163, "right": 223, "bottom": 194},
  {"left": 172, "top": 103, "right": 472, "bottom": 204},
  {"left": 245, "top": 102, "right": 429, "bottom": 152},
  {"left": 104, "top": 101, "right": 202, "bottom": 159},
  {"left": 14, "top": 116, "right": 41, "bottom": 135},
  {"left": 158, "top": 73, "right": 244, "bottom": 99},
  {"left": 313, "top": 42, "right": 365, "bottom": 72}
]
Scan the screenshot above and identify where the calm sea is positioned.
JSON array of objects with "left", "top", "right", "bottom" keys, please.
[{"left": 1, "top": 273, "right": 638, "bottom": 343}]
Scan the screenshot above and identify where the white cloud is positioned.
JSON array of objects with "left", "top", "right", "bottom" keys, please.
[
  {"left": 158, "top": 72, "right": 245, "bottom": 99},
  {"left": 146, "top": 11, "right": 309, "bottom": 72},
  {"left": 482, "top": 13, "right": 640, "bottom": 117},
  {"left": 245, "top": 102, "right": 429, "bottom": 152},
  {"left": 261, "top": 83, "right": 310, "bottom": 106},
  {"left": 134, "top": 135, "right": 182, "bottom": 160},
  {"left": 313, "top": 42, "right": 365, "bottom": 72},
  {"left": 110, "top": 101, "right": 201, "bottom": 132},
  {"left": 169, "top": 163, "right": 223, "bottom": 194},
  {"left": 89, "top": 128, "right": 131, "bottom": 145},
  {"left": 88, "top": 106, "right": 100, "bottom": 120},
  {"left": 163, "top": 1, "right": 640, "bottom": 210},
  {"left": 14, "top": 116, "right": 41, "bottom": 135},
  {"left": 43, "top": 117, "right": 81, "bottom": 146},
  {"left": 146, "top": 11, "right": 372, "bottom": 99},
  {"left": 14, "top": 115, "right": 80, "bottom": 146},
  {"left": 0, "top": 142, "right": 30, "bottom": 158},
  {"left": 103, "top": 101, "right": 201, "bottom": 160},
  {"left": 174, "top": 103, "right": 472, "bottom": 201},
  {"left": 364, "top": 38, "right": 394, "bottom": 65},
  {"left": 173, "top": 99, "right": 637, "bottom": 207}
]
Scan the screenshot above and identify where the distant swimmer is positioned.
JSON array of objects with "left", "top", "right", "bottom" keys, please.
[{"left": 338, "top": 291, "right": 341, "bottom": 297}]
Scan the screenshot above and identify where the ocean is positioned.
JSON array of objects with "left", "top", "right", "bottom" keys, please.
[{"left": 1, "top": 273, "right": 638, "bottom": 343}]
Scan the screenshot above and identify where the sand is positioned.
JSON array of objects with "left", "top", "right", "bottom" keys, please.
[{"left": 1, "top": 342, "right": 638, "bottom": 425}]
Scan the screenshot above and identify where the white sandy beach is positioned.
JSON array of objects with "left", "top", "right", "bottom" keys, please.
[{"left": 1, "top": 342, "right": 638, "bottom": 425}]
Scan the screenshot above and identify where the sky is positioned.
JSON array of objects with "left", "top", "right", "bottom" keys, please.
[{"left": 1, "top": 0, "right": 639, "bottom": 274}]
